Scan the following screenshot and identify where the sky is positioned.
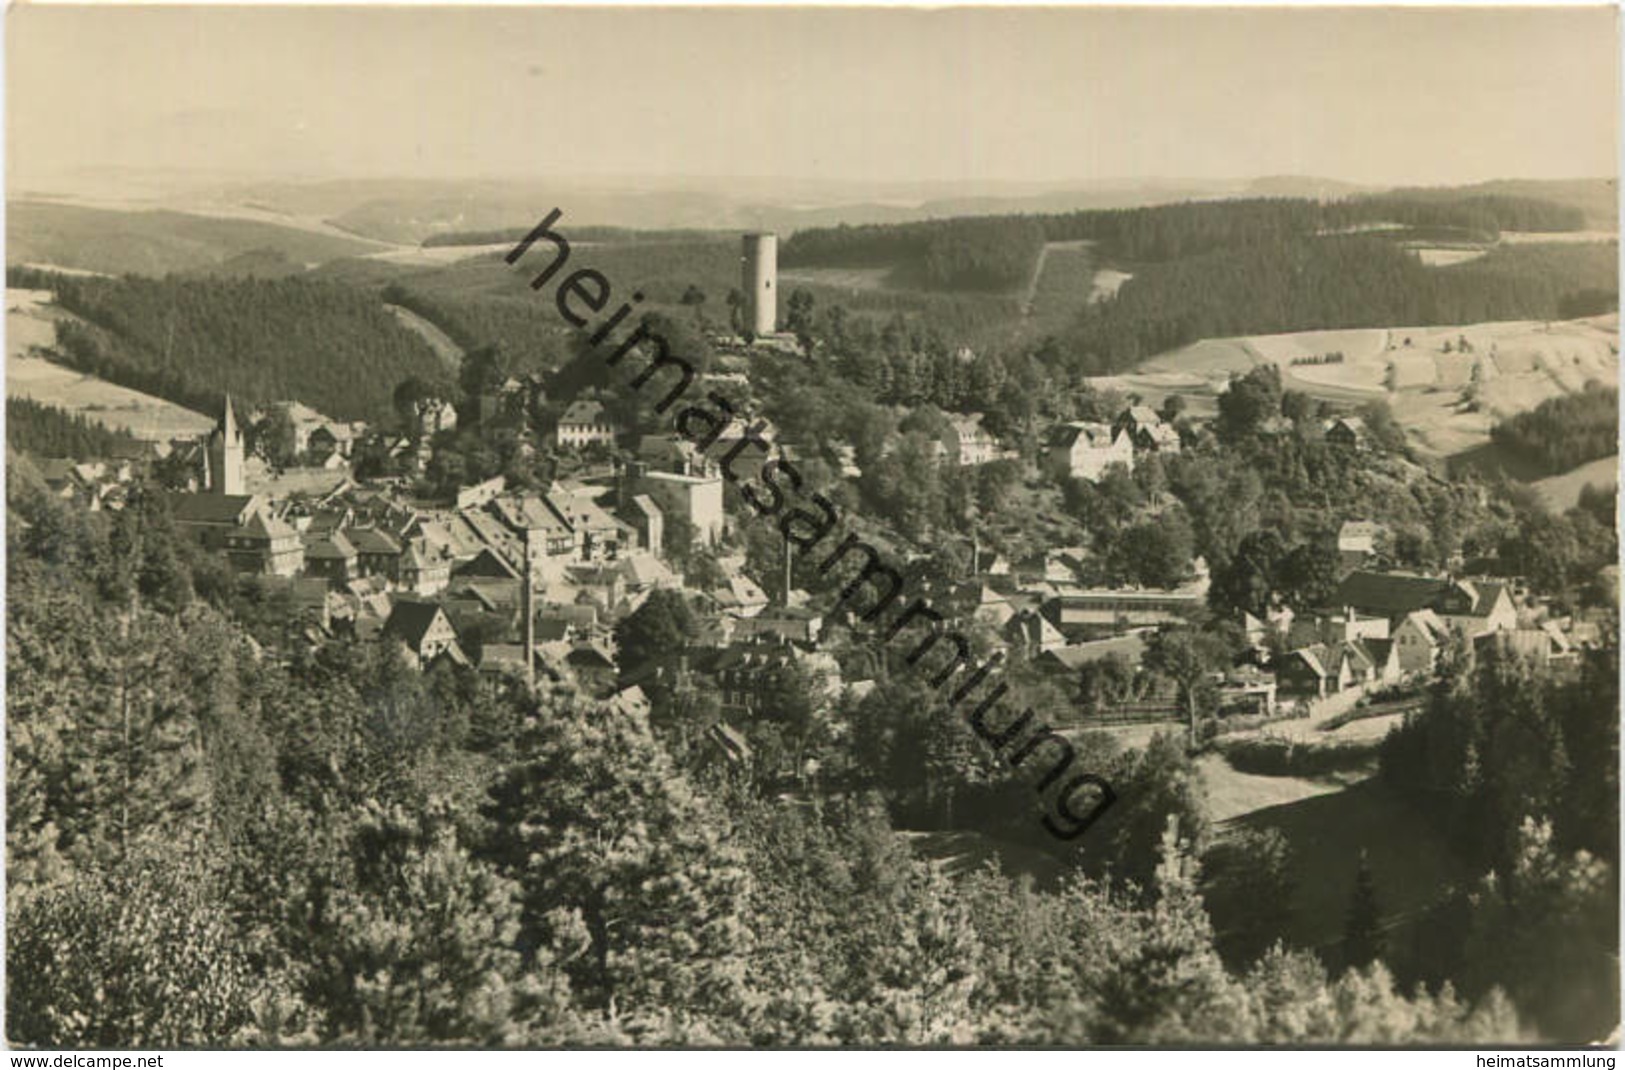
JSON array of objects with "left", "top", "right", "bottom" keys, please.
[{"left": 7, "top": 5, "right": 1620, "bottom": 192}]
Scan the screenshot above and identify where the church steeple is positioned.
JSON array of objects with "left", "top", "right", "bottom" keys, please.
[{"left": 207, "top": 393, "right": 245, "bottom": 495}]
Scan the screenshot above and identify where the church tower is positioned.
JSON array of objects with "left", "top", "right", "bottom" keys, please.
[{"left": 206, "top": 394, "right": 245, "bottom": 496}]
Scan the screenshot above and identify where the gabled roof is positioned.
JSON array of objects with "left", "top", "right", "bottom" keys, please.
[
  {"left": 36, "top": 458, "right": 81, "bottom": 484},
  {"left": 709, "top": 722, "right": 753, "bottom": 762},
  {"left": 304, "top": 530, "right": 357, "bottom": 559},
  {"left": 167, "top": 492, "right": 261, "bottom": 526},
  {"left": 1042, "top": 632, "right": 1149, "bottom": 670},
  {"left": 1463, "top": 581, "right": 1511, "bottom": 618},
  {"left": 454, "top": 546, "right": 521, "bottom": 580},
  {"left": 1399, "top": 608, "right": 1451, "bottom": 642},
  {"left": 560, "top": 399, "right": 608, "bottom": 426},
  {"left": 478, "top": 643, "right": 532, "bottom": 674},
  {"left": 1121, "top": 405, "right": 1161, "bottom": 427},
  {"left": 383, "top": 601, "right": 451, "bottom": 647},
  {"left": 619, "top": 552, "right": 676, "bottom": 588},
  {"left": 1342, "top": 640, "right": 1377, "bottom": 674},
  {"left": 1047, "top": 421, "right": 1120, "bottom": 449},
  {"left": 1333, "top": 570, "right": 1450, "bottom": 616},
  {"left": 1292, "top": 644, "right": 1332, "bottom": 679},
  {"left": 348, "top": 528, "right": 401, "bottom": 555},
  {"left": 490, "top": 494, "right": 573, "bottom": 536},
  {"left": 240, "top": 509, "right": 298, "bottom": 541}
]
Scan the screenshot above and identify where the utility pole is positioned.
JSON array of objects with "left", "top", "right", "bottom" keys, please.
[{"left": 523, "top": 526, "right": 538, "bottom": 691}]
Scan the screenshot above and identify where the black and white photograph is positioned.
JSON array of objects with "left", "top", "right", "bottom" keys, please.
[{"left": 3, "top": 2, "right": 1621, "bottom": 1054}]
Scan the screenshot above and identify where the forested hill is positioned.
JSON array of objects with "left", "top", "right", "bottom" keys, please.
[
  {"left": 1055, "top": 237, "right": 1618, "bottom": 375},
  {"left": 780, "top": 193, "right": 1591, "bottom": 286},
  {"left": 9, "top": 268, "right": 451, "bottom": 424}
]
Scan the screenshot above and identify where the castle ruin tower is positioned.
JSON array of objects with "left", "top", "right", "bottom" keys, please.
[
  {"left": 207, "top": 394, "right": 245, "bottom": 496},
  {"left": 741, "top": 232, "right": 777, "bottom": 337}
]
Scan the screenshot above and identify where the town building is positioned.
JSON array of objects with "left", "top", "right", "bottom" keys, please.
[
  {"left": 556, "top": 399, "right": 617, "bottom": 449},
  {"left": 939, "top": 413, "right": 1000, "bottom": 466},
  {"left": 1046, "top": 421, "right": 1135, "bottom": 482}
]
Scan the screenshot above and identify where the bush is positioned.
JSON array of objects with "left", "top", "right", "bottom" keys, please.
[{"left": 1215, "top": 735, "right": 1382, "bottom": 777}]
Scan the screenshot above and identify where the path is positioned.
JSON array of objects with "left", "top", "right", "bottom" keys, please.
[{"left": 385, "top": 304, "right": 465, "bottom": 372}]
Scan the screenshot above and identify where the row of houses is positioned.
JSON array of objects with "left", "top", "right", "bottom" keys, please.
[{"left": 1268, "top": 568, "right": 1584, "bottom": 699}]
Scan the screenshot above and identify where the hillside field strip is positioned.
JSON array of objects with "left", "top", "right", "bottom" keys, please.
[
  {"left": 6, "top": 288, "right": 213, "bottom": 441},
  {"left": 1103, "top": 315, "right": 1619, "bottom": 464}
]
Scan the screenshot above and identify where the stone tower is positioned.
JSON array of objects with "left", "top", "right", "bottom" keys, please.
[
  {"left": 741, "top": 232, "right": 777, "bottom": 337},
  {"left": 206, "top": 394, "right": 245, "bottom": 496}
]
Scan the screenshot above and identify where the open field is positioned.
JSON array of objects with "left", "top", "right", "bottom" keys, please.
[
  {"left": 1414, "top": 247, "right": 1488, "bottom": 267},
  {"left": 1090, "top": 268, "right": 1133, "bottom": 302},
  {"left": 1105, "top": 315, "right": 1619, "bottom": 465},
  {"left": 362, "top": 242, "right": 517, "bottom": 267},
  {"left": 1500, "top": 230, "right": 1620, "bottom": 245},
  {"left": 778, "top": 265, "right": 896, "bottom": 292},
  {"left": 1531, "top": 454, "right": 1619, "bottom": 511},
  {"left": 6, "top": 288, "right": 213, "bottom": 441},
  {"left": 1201, "top": 754, "right": 1477, "bottom": 967}
]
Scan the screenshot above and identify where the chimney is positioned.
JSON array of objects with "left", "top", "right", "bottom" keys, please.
[
  {"left": 523, "top": 528, "right": 537, "bottom": 691},
  {"left": 782, "top": 537, "right": 793, "bottom": 607}
]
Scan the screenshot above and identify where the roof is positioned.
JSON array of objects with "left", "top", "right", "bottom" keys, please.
[
  {"left": 709, "top": 722, "right": 753, "bottom": 762},
  {"left": 628, "top": 493, "right": 662, "bottom": 520},
  {"left": 37, "top": 458, "right": 80, "bottom": 484},
  {"left": 1463, "top": 581, "right": 1511, "bottom": 618},
  {"left": 1333, "top": 570, "right": 1450, "bottom": 616},
  {"left": 560, "top": 399, "right": 608, "bottom": 426},
  {"left": 1292, "top": 644, "right": 1332, "bottom": 679},
  {"left": 348, "top": 528, "right": 401, "bottom": 555},
  {"left": 1047, "top": 421, "right": 1119, "bottom": 449},
  {"left": 1399, "top": 608, "right": 1451, "bottom": 642},
  {"left": 1042, "top": 632, "right": 1148, "bottom": 669},
  {"left": 478, "top": 644, "right": 531, "bottom": 673},
  {"left": 383, "top": 601, "right": 451, "bottom": 647},
  {"left": 1122, "top": 406, "right": 1162, "bottom": 427},
  {"left": 240, "top": 509, "right": 298, "bottom": 541},
  {"left": 1364, "top": 637, "right": 1396, "bottom": 666},
  {"left": 304, "top": 531, "right": 357, "bottom": 559},
  {"left": 619, "top": 553, "right": 676, "bottom": 588},
  {"left": 167, "top": 492, "right": 260, "bottom": 526},
  {"left": 490, "top": 494, "right": 573, "bottom": 536}
]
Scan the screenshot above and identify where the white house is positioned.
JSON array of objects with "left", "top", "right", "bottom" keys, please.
[{"left": 1046, "top": 421, "right": 1134, "bottom": 482}]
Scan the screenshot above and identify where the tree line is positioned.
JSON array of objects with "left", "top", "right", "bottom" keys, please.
[
  {"left": 6, "top": 397, "right": 141, "bottom": 459},
  {"left": 1490, "top": 383, "right": 1618, "bottom": 475}
]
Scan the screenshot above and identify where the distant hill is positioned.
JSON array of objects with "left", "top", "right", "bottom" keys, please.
[
  {"left": 1381, "top": 179, "right": 1618, "bottom": 230},
  {"left": 6, "top": 201, "right": 386, "bottom": 276}
]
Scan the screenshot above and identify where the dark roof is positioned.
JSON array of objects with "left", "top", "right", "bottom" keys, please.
[
  {"left": 1332, "top": 571, "right": 1450, "bottom": 616},
  {"left": 304, "top": 531, "right": 357, "bottom": 559},
  {"left": 37, "top": 458, "right": 80, "bottom": 484},
  {"left": 560, "top": 400, "right": 607, "bottom": 426},
  {"left": 383, "top": 601, "right": 449, "bottom": 647},
  {"left": 454, "top": 547, "right": 521, "bottom": 580},
  {"left": 348, "top": 528, "right": 402, "bottom": 555},
  {"left": 240, "top": 510, "right": 298, "bottom": 541},
  {"left": 167, "top": 492, "right": 258, "bottom": 525}
]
